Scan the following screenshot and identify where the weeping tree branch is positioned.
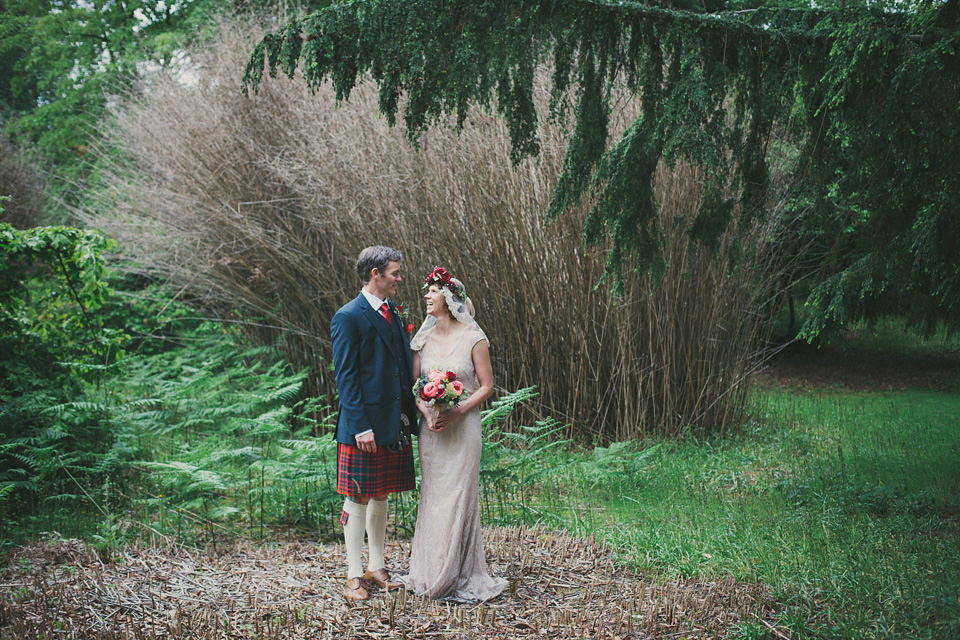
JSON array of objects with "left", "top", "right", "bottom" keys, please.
[{"left": 243, "top": 0, "right": 960, "bottom": 335}]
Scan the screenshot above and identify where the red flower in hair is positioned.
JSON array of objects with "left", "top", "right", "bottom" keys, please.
[
  {"left": 426, "top": 266, "right": 452, "bottom": 285},
  {"left": 424, "top": 266, "right": 466, "bottom": 300}
]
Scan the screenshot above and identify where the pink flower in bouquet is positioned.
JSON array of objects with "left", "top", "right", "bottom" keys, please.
[
  {"left": 422, "top": 380, "right": 445, "bottom": 399},
  {"left": 414, "top": 369, "right": 468, "bottom": 409}
]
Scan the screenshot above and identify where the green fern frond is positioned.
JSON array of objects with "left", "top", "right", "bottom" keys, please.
[
  {"left": 208, "top": 447, "right": 265, "bottom": 464},
  {"left": 43, "top": 401, "right": 110, "bottom": 415},
  {"left": 265, "top": 381, "right": 304, "bottom": 404},
  {"left": 205, "top": 505, "right": 241, "bottom": 520},
  {"left": 481, "top": 386, "right": 539, "bottom": 428}
]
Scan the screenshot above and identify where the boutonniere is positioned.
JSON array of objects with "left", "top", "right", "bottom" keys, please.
[{"left": 392, "top": 303, "right": 415, "bottom": 335}]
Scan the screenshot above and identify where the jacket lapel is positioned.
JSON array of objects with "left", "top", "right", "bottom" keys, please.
[
  {"left": 388, "top": 301, "right": 413, "bottom": 370},
  {"left": 359, "top": 296, "right": 401, "bottom": 360}
]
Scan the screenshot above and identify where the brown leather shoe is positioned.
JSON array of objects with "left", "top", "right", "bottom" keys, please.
[
  {"left": 363, "top": 568, "right": 403, "bottom": 591},
  {"left": 344, "top": 577, "right": 369, "bottom": 601}
]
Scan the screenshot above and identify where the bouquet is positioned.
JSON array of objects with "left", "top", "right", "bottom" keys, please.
[{"left": 413, "top": 369, "right": 467, "bottom": 411}]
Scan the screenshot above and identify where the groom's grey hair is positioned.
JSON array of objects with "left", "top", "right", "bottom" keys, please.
[{"left": 356, "top": 245, "right": 402, "bottom": 283}]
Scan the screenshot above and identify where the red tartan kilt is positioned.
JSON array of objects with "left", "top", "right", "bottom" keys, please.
[{"left": 337, "top": 442, "right": 415, "bottom": 497}]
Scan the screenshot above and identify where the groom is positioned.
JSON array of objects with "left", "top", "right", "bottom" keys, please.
[{"left": 330, "top": 245, "right": 417, "bottom": 602}]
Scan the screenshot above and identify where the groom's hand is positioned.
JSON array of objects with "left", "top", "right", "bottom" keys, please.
[{"left": 356, "top": 431, "right": 377, "bottom": 453}]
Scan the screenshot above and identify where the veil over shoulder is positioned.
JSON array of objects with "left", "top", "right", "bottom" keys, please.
[
  {"left": 410, "top": 275, "right": 487, "bottom": 352},
  {"left": 409, "top": 314, "right": 488, "bottom": 352}
]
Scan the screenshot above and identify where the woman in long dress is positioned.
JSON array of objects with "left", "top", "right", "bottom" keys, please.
[{"left": 398, "top": 266, "right": 508, "bottom": 602}]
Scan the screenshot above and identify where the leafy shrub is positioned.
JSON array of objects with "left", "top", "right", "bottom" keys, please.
[{"left": 0, "top": 223, "right": 121, "bottom": 534}]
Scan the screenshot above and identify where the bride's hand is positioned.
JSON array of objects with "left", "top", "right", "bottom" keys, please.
[
  {"left": 418, "top": 401, "right": 436, "bottom": 431},
  {"left": 433, "top": 405, "right": 464, "bottom": 431},
  {"left": 429, "top": 407, "right": 445, "bottom": 432}
]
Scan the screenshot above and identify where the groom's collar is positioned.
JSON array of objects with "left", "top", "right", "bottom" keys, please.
[{"left": 360, "top": 288, "right": 387, "bottom": 311}]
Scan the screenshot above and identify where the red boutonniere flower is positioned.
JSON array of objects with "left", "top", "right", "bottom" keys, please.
[{"left": 392, "top": 302, "right": 414, "bottom": 335}]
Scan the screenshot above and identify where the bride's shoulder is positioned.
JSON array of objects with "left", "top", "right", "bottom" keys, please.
[{"left": 465, "top": 326, "right": 489, "bottom": 347}]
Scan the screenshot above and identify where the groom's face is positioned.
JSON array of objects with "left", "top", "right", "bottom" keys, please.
[{"left": 370, "top": 260, "right": 402, "bottom": 299}]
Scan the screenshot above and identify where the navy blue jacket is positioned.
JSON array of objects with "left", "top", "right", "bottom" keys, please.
[{"left": 331, "top": 294, "right": 416, "bottom": 445}]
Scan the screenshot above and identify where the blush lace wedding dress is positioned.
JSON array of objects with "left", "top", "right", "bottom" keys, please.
[{"left": 398, "top": 326, "right": 508, "bottom": 602}]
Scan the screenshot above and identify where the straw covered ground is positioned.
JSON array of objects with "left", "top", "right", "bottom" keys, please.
[{"left": 0, "top": 527, "right": 780, "bottom": 639}]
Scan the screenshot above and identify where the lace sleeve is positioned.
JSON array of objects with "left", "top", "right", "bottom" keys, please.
[{"left": 467, "top": 326, "right": 490, "bottom": 350}]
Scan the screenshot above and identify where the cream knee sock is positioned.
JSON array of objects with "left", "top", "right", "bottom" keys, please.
[
  {"left": 342, "top": 499, "right": 367, "bottom": 579},
  {"left": 365, "top": 498, "right": 389, "bottom": 572}
]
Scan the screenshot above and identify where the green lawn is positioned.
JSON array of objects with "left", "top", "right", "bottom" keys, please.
[{"left": 499, "top": 389, "right": 960, "bottom": 639}]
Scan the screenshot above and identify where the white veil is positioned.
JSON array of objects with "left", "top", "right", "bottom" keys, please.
[{"left": 410, "top": 276, "right": 488, "bottom": 351}]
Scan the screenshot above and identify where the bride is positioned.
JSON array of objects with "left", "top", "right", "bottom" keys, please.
[{"left": 398, "top": 266, "right": 508, "bottom": 602}]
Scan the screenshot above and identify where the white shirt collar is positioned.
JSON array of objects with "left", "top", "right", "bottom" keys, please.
[{"left": 360, "top": 288, "right": 386, "bottom": 311}]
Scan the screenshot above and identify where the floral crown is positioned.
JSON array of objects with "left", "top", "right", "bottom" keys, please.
[{"left": 424, "top": 265, "right": 466, "bottom": 300}]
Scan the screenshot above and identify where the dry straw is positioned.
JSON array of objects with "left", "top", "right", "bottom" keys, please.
[
  {"left": 0, "top": 528, "right": 779, "bottom": 639},
  {"left": 82, "top": 15, "right": 796, "bottom": 441}
]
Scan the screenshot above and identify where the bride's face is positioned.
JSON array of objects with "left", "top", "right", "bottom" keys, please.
[{"left": 424, "top": 284, "right": 449, "bottom": 318}]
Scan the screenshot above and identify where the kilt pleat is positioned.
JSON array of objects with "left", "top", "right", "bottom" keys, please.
[{"left": 337, "top": 442, "right": 415, "bottom": 497}]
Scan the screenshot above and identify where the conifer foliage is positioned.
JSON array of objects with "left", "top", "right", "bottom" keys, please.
[{"left": 243, "top": 0, "right": 960, "bottom": 336}]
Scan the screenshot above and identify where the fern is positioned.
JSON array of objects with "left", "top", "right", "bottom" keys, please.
[
  {"left": 43, "top": 401, "right": 110, "bottom": 415},
  {"left": 265, "top": 381, "right": 304, "bottom": 404},
  {"left": 577, "top": 442, "right": 662, "bottom": 490},
  {"left": 481, "top": 386, "right": 540, "bottom": 428}
]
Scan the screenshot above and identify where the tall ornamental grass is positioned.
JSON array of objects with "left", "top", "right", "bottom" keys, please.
[{"left": 82, "top": 15, "right": 795, "bottom": 440}]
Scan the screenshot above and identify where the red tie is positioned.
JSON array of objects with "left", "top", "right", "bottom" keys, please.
[{"left": 379, "top": 302, "right": 391, "bottom": 324}]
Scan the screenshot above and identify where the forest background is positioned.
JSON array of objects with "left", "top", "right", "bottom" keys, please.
[{"left": 1, "top": 1, "right": 959, "bottom": 638}]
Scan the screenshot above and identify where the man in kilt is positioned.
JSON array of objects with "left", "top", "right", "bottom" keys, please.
[{"left": 331, "top": 245, "right": 418, "bottom": 602}]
